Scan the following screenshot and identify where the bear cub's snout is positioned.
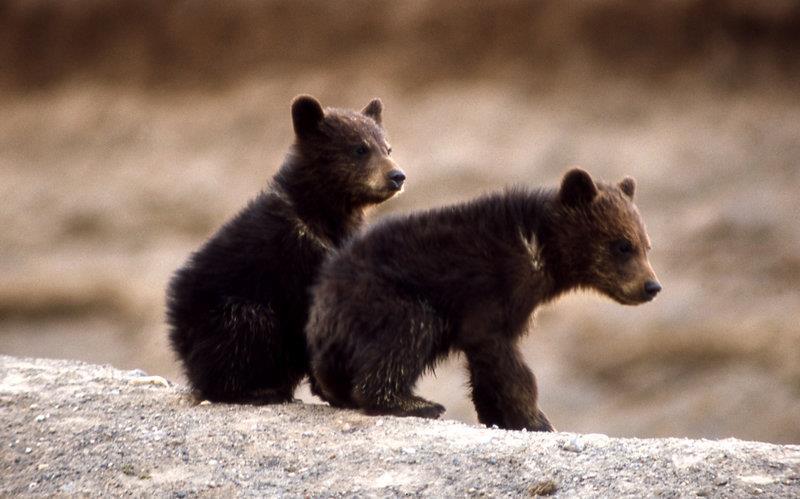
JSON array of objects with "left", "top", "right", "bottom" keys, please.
[
  {"left": 643, "top": 280, "right": 662, "bottom": 299},
  {"left": 387, "top": 170, "right": 406, "bottom": 190}
]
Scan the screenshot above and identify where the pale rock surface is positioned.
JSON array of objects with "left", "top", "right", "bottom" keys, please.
[{"left": 1, "top": 355, "right": 798, "bottom": 497}]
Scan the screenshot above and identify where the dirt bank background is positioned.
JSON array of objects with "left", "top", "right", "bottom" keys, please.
[{"left": 1, "top": 0, "right": 799, "bottom": 444}]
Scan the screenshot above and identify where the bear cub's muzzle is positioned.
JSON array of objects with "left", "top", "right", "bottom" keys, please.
[
  {"left": 642, "top": 279, "right": 662, "bottom": 301},
  {"left": 387, "top": 169, "right": 406, "bottom": 191}
]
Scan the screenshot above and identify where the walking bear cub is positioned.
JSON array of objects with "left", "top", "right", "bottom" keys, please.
[
  {"left": 306, "top": 168, "right": 660, "bottom": 431},
  {"left": 167, "top": 95, "right": 404, "bottom": 404}
]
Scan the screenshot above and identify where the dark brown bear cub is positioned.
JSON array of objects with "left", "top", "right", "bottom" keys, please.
[
  {"left": 307, "top": 168, "right": 660, "bottom": 431},
  {"left": 167, "top": 95, "right": 404, "bottom": 404}
]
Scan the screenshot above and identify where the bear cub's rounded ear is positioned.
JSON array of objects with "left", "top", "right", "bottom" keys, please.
[
  {"left": 292, "top": 95, "right": 325, "bottom": 137},
  {"left": 618, "top": 176, "right": 636, "bottom": 199},
  {"left": 361, "top": 98, "right": 383, "bottom": 125},
  {"left": 559, "top": 168, "right": 598, "bottom": 206}
]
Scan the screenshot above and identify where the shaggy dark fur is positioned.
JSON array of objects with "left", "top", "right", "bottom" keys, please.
[
  {"left": 167, "top": 95, "right": 404, "bottom": 404},
  {"left": 307, "top": 168, "right": 661, "bottom": 430}
]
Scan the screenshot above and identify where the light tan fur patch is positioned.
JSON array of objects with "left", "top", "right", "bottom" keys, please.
[{"left": 520, "top": 229, "right": 544, "bottom": 272}]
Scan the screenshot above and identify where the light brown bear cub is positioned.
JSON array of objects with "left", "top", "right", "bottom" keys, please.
[{"left": 306, "top": 168, "right": 660, "bottom": 431}]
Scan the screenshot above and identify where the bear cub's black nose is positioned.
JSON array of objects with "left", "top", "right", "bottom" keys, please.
[
  {"left": 644, "top": 280, "right": 662, "bottom": 297},
  {"left": 388, "top": 170, "right": 406, "bottom": 190}
]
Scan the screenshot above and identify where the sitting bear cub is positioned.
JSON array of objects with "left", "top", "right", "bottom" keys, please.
[
  {"left": 167, "top": 95, "right": 404, "bottom": 404},
  {"left": 306, "top": 168, "right": 660, "bottom": 431}
]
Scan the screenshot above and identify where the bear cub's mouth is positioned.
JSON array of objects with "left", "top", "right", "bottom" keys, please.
[{"left": 613, "top": 287, "right": 661, "bottom": 305}]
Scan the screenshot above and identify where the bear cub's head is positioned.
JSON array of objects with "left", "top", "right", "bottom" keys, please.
[
  {"left": 555, "top": 168, "right": 661, "bottom": 305},
  {"left": 291, "top": 95, "right": 405, "bottom": 206}
]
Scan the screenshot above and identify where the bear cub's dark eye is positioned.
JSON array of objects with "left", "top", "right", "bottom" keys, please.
[
  {"left": 355, "top": 145, "right": 370, "bottom": 156},
  {"left": 387, "top": 146, "right": 392, "bottom": 156},
  {"left": 611, "top": 239, "right": 635, "bottom": 258}
]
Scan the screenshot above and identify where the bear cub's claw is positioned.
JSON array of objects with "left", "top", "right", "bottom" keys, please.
[{"left": 533, "top": 409, "right": 556, "bottom": 432}]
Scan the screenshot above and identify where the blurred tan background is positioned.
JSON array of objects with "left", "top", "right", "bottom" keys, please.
[{"left": 2, "top": 0, "right": 799, "bottom": 444}]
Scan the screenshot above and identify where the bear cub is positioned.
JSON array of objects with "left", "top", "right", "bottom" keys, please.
[
  {"left": 306, "top": 168, "right": 660, "bottom": 431},
  {"left": 167, "top": 95, "right": 404, "bottom": 404}
]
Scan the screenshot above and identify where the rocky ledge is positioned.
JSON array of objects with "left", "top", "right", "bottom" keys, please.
[{"left": 1, "top": 355, "right": 798, "bottom": 497}]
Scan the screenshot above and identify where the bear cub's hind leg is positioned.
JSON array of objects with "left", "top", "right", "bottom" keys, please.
[
  {"left": 351, "top": 327, "right": 446, "bottom": 418},
  {"left": 358, "top": 393, "right": 446, "bottom": 420},
  {"left": 349, "top": 359, "right": 446, "bottom": 419},
  {"left": 311, "top": 292, "right": 447, "bottom": 419}
]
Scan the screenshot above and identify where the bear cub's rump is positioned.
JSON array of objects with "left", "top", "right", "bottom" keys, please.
[
  {"left": 306, "top": 168, "right": 660, "bottom": 431},
  {"left": 167, "top": 95, "right": 403, "bottom": 404}
]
